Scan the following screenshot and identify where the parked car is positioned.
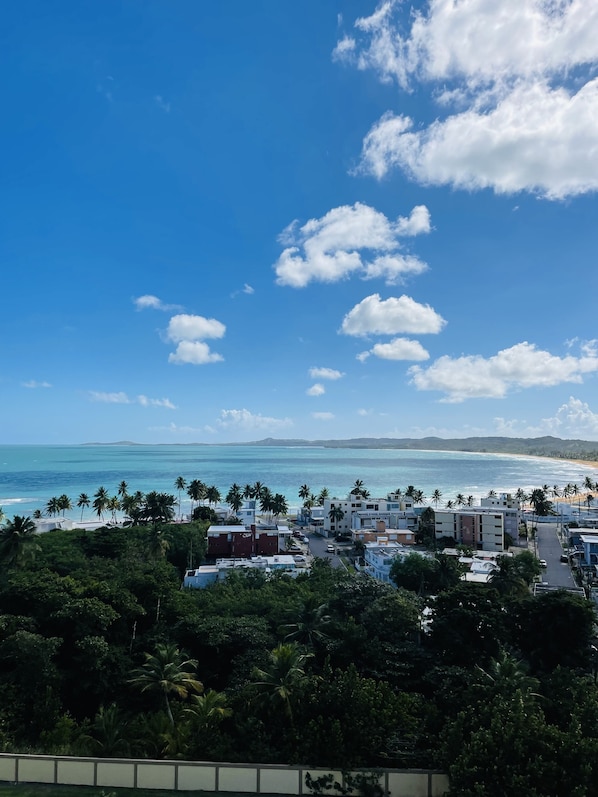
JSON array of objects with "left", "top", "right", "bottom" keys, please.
[
  {"left": 539, "top": 559, "right": 547, "bottom": 568},
  {"left": 326, "top": 543, "right": 335, "bottom": 553},
  {"left": 560, "top": 554, "right": 569, "bottom": 563}
]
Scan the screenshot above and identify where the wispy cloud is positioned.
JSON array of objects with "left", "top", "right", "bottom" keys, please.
[
  {"left": 134, "top": 295, "right": 182, "bottom": 312},
  {"left": 216, "top": 408, "right": 293, "bottom": 432},
  {"left": 22, "top": 380, "right": 52, "bottom": 389},
  {"left": 309, "top": 367, "right": 344, "bottom": 380},
  {"left": 154, "top": 95, "right": 171, "bottom": 113},
  {"left": 312, "top": 411, "right": 335, "bottom": 421},
  {"left": 88, "top": 391, "right": 176, "bottom": 408}
]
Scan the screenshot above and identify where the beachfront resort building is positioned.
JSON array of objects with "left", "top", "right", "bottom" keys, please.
[{"left": 322, "top": 493, "right": 417, "bottom": 538}]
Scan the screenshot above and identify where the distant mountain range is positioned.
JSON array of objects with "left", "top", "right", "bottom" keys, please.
[{"left": 232, "top": 436, "right": 598, "bottom": 460}]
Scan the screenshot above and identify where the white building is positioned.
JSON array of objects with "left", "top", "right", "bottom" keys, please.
[
  {"left": 323, "top": 493, "right": 417, "bottom": 538},
  {"left": 183, "top": 554, "right": 303, "bottom": 588}
]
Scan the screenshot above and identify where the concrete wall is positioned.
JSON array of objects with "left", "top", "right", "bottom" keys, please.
[{"left": 0, "top": 754, "right": 449, "bottom": 797}]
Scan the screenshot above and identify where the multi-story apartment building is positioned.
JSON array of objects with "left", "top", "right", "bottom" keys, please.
[
  {"left": 435, "top": 509, "right": 505, "bottom": 552},
  {"left": 323, "top": 492, "right": 416, "bottom": 537}
]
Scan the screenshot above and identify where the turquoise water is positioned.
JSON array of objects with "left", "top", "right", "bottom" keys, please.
[{"left": 0, "top": 444, "right": 595, "bottom": 520}]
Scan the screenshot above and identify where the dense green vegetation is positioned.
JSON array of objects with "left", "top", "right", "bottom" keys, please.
[{"left": 1, "top": 520, "right": 598, "bottom": 796}]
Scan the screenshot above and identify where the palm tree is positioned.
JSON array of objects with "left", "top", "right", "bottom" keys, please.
[
  {"left": 205, "top": 485, "right": 221, "bottom": 509},
  {"left": 122, "top": 492, "right": 144, "bottom": 525},
  {"left": 77, "top": 493, "right": 90, "bottom": 522},
  {"left": 175, "top": 476, "right": 186, "bottom": 520},
  {"left": 584, "top": 476, "right": 595, "bottom": 493},
  {"left": 184, "top": 689, "right": 232, "bottom": 732},
  {"left": 107, "top": 495, "right": 121, "bottom": 524},
  {"left": 243, "top": 484, "right": 254, "bottom": 500},
  {"left": 455, "top": 493, "right": 465, "bottom": 508},
  {"left": 141, "top": 492, "right": 176, "bottom": 525},
  {"left": 93, "top": 486, "right": 110, "bottom": 521},
  {"left": 351, "top": 479, "right": 365, "bottom": 498},
  {"left": 250, "top": 643, "right": 312, "bottom": 723},
  {"left": 187, "top": 480, "right": 206, "bottom": 516},
  {"left": 487, "top": 489, "right": 497, "bottom": 498},
  {"left": 317, "top": 487, "right": 329, "bottom": 505},
  {"left": 445, "top": 499, "right": 454, "bottom": 509},
  {"left": 281, "top": 597, "right": 331, "bottom": 647},
  {"left": 466, "top": 495, "right": 475, "bottom": 507},
  {"left": 118, "top": 480, "right": 129, "bottom": 500},
  {"left": 328, "top": 505, "right": 345, "bottom": 529},
  {"left": 225, "top": 483, "right": 243, "bottom": 514},
  {"left": 488, "top": 555, "right": 528, "bottom": 597},
  {"left": 431, "top": 489, "right": 442, "bottom": 508},
  {"left": 0, "top": 515, "right": 40, "bottom": 568},
  {"left": 45, "top": 496, "right": 60, "bottom": 517},
  {"left": 129, "top": 644, "right": 203, "bottom": 727},
  {"left": 272, "top": 493, "right": 288, "bottom": 520},
  {"left": 57, "top": 494, "right": 72, "bottom": 517},
  {"left": 298, "top": 484, "right": 311, "bottom": 502},
  {"left": 252, "top": 481, "right": 265, "bottom": 500},
  {"left": 259, "top": 487, "right": 275, "bottom": 519}
]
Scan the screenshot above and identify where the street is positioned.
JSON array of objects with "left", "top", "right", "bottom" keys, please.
[{"left": 535, "top": 521, "right": 576, "bottom": 589}]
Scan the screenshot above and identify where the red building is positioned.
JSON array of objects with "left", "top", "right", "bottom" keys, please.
[{"left": 206, "top": 524, "right": 281, "bottom": 559}]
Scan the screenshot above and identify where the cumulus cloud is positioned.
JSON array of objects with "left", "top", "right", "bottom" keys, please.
[
  {"left": 165, "top": 313, "right": 226, "bottom": 365},
  {"left": 358, "top": 337, "right": 430, "bottom": 362},
  {"left": 216, "top": 408, "right": 293, "bottom": 431},
  {"left": 306, "top": 383, "right": 326, "bottom": 397},
  {"left": 274, "top": 202, "right": 430, "bottom": 288},
  {"left": 339, "top": 0, "right": 598, "bottom": 198},
  {"left": 134, "top": 295, "right": 182, "bottom": 312},
  {"left": 359, "top": 84, "right": 598, "bottom": 198},
  {"left": 495, "top": 397, "right": 598, "bottom": 440},
  {"left": 312, "top": 412, "right": 335, "bottom": 420},
  {"left": 88, "top": 391, "right": 176, "bottom": 408},
  {"left": 341, "top": 293, "right": 446, "bottom": 337},
  {"left": 166, "top": 314, "right": 226, "bottom": 342},
  {"left": 408, "top": 342, "right": 598, "bottom": 402},
  {"left": 168, "top": 341, "right": 224, "bottom": 365},
  {"left": 22, "top": 380, "right": 51, "bottom": 389},
  {"left": 309, "top": 367, "right": 344, "bottom": 380}
]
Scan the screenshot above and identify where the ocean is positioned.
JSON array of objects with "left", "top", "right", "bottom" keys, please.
[{"left": 0, "top": 444, "right": 595, "bottom": 521}]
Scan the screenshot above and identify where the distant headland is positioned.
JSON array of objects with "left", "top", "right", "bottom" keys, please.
[{"left": 82, "top": 435, "right": 598, "bottom": 462}]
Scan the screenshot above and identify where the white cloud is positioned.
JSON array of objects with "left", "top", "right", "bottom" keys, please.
[
  {"left": 495, "top": 397, "right": 598, "bottom": 440},
  {"left": 166, "top": 314, "right": 226, "bottom": 342},
  {"left": 274, "top": 202, "right": 430, "bottom": 287},
  {"left": 409, "top": 342, "right": 598, "bottom": 402},
  {"left": 137, "top": 395, "right": 177, "bottom": 409},
  {"left": 359, "top": 337, "right": 430, "bottom": 361},
  {"left": 134, "top": 295, "right": 181, "bottom": 312},
  {"left": 312, "top": 412, "right": 335, "bottom": 421},
  {"left": 341, "top": 293, "right": 446, "bottom": 337},
  {"left": 243, "top": 283, "right": 254, "bottom": 294},
  {"left": 88, "top": 391, "right": 176, "bottom": 408},
  {"left": 307, "top": 383, "right": 326, "bottom": 397},
  {"left": 89, "top": 391, "right": 131, "bottom": 404},
  {"left": 309, "top": 367, "right": 344, "bottom": 380},
  {"left": 168, "top": 341, "right": 224, "bottom": 365},
  {"left": 22, "top": 380, "right": 51, "bottom": 389},
  {"left": 217, "top": 408, "right": 293, "bottom": 431},
  {"left": 154, "top": 95, "right": 171, "bottom": 113},
  {"left": 348, "top": 0, "right": 598, "bottom": 88},
  {"left": 359, "top": 83, "right": 598, "bottom": 199},
  {"left": 340, "top": 0, "right": 598, "bottom": 198}
]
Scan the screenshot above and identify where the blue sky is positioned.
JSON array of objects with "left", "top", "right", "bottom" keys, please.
[{"left": 3, "top": 0, "right": 598, "bottom": 444}]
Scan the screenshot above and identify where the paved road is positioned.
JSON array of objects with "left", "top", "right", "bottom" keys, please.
[
  {"left": 302, "top": 529, "right": 345, "bottom": 567},
  {"left": 535, "top": 521, "right": 576, "bottom": 588}
]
